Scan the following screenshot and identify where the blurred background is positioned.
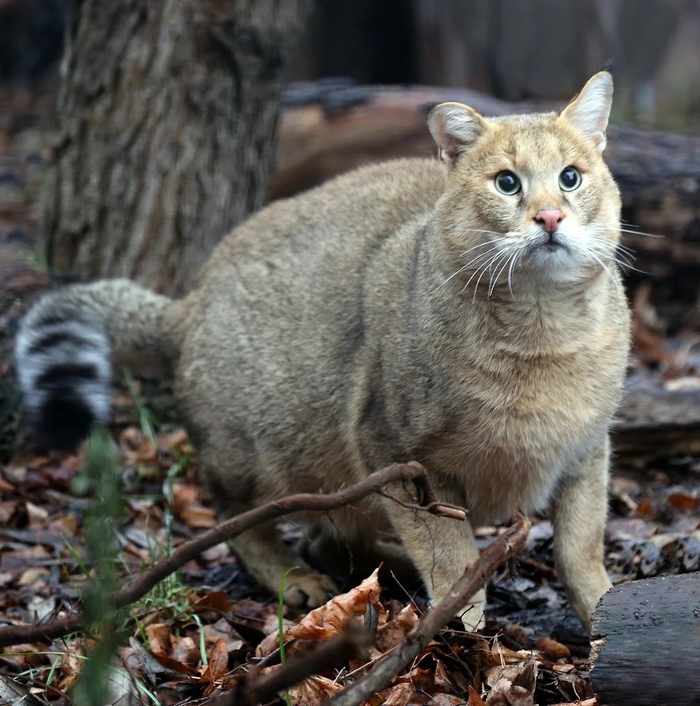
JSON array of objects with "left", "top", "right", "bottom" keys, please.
[
  {"left": 2, "top": 0, "right": 700, "bottom": 131},
  {"left": 291, "top": 0, "right": 700, "bottom": 133}
]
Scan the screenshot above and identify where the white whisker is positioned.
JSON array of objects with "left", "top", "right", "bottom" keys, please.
[
  {"left": 486, "top": 250, "right": 512, "bottom": 299},
  {"left": 464, "top": 250, "right": 505, "bottom": 301},
  {"left": 489, "top": 249, "right": 516, "bottom": 297},
  {"left": 594, "top": 221, "right": 665, "bottom": 239},
  {"left": 507, "top": 248, "right": 524, "bottom": 296},
  {"left": 438, "top": 245, "right": 501, "bottom": 289}
]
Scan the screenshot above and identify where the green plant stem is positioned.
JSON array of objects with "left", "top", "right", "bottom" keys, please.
[{"left": 72, "top": 426, "right": 126, "bottom": 706}]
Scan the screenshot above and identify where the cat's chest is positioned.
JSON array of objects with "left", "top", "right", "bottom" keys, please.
[{"left": 422, "top": 351, "right": 616, "bottom": 521}]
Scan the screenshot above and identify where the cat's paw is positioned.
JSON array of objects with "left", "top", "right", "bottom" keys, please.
[{"left": 284, "top": 570, "right": 339, "bottom": 609}]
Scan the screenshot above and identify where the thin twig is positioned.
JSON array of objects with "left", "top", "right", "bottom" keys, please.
[
  {"left": 327, "top": 513, "right": 532, "bottom": 706},
  {"left": 377, "top": 489, "right": 468, "bottom": 521},
  {"left": 0, "top": 462, "right": 442, "bottom": 648}
]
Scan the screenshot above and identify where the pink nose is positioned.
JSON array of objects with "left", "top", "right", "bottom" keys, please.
[{"left": 535, "top": 209, "right": 563, "bottom": 233}]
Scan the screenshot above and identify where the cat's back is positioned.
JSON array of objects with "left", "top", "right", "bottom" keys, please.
[{"left": 197, "top": 157, "right": 446, "bottom": 284}]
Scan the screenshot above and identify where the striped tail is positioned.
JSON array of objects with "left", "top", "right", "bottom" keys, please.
[{"left": 15, "top": 279, "right": 178, "bottom": 450}]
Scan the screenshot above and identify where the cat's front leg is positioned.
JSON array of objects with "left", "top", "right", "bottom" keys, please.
[
  {"left": 381, "top": 478, "right": 485, "bottom": 632},
  {"left": 551, "top": 437, "right": 613, "bottom": 630}
]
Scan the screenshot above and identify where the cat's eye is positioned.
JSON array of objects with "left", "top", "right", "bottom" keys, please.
[
  {"left": 559, "top": 166, "right": 582, "bottom": 191},
  {"left": 494, "top": 171, "right": 521, "bottom": 195}
]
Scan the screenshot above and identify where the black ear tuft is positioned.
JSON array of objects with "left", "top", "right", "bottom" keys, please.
[
  {"left": 600, "top": 58, "right": 617, "bottom": 78},
  {"left": 32, "top": 392, "right": 95, "bottom": 451}
]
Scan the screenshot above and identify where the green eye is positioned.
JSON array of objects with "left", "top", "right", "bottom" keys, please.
[
  {"left": 494, "top": 171, "right": 521, "bottom": 195},
  {"left": 559, "top": 166, "right": 582, "bottom": 191}
]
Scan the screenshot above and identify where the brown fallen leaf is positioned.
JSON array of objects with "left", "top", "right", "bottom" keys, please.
[
  {"left": 434, "top": 694, "right": 473, "bottom": 706},
  {"left": 119, "top": 427, "right": 157, "bottom": 464},
  {"left": 169, "top": 635, "right": 200, "bottom": 668},
  {"left": 484, "top": 659, "right": 538, "bottom": 706},
  {"left": 288, "top": 674, "right": 342, "bottom": 705},
  {"left": 379, "top": 682, "right": 415, "bottom": 705},
  {"left": 145, "top": 622, "right": 172, "bottom": 657},
  {"left": 160, "top": 427, "right": 190, "bottom": 453},
  {"left": 201, "top": 637, "right": 229, "bottom": 686},
  {"left": 181, "top": 504, "right": 217, "bottom": 529},
  {"left": 536, "top": 636, "right": 571, "bottom": 661},
  {"left": 468, "top": 685, "right": 487, "bottom": 706},
  {"left": 667, "top": 492, "right": 700, "bottom": 511},
  {"left": 257, "top": 569, "right": 383, "bottom": 656},
  {"left": 25, "top": 501, "right": 48, "bottom": 528},
  {"left": 434, "top": 659, "right": 459, "bottom": 693},
  {"left": 17, "top": 566, "right": 50, "bottom": 586},
  {"left": 375, "top": 603, "right": 420, "bottom": 652}
]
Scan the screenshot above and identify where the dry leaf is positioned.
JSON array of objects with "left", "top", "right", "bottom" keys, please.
[
  {"left": 288, "top": 675, "right": 342, "bottom": 705},
  {"left": 146, "top": 623, "right": 172, "bottom": 657},
  {"left": 181, "top": 504, "right": 217, "bottom": 528},
  {"left": 376, "top": 604, "right": 419, "bottom": 652},
  {"left": 433, "top": 694, "right": 472, "bottom": 706},
  {"left": 486, "top": 678, "right": 535, "bottom": 706},
  {"left": 190, "top": 591, "right": 236, "bottom": 616},
  {"left": 379, "top": 682, "right": 415, "bottom": 706},
  {"left": 201, "top": 638, "right": 229, "bottom": 684},
  {"left": 257, "top": 569, "right": 382, "bottom": 656},
  {"left": 485, "top": 659, "right": 538, "bottom": 706},
  {"left": 433, "top": 659, "right": 458, "bottom": 692},
  {"left": 17, "top": 566, "right": 50, "bottom": 586},
  {"left": 536, "top": 636, "right": 571, "bottom": 661},
  {"left": 667, "top": 492, "right": 700, "bottom": 510},
  {"left": 25, "top": 501, "right": 48, "bottom": 528},
  {"left": 468, "top": 685, "right": 487, "bottom": 706},
  {"left": 170, "top": 635, "right": 200, "bottom": 667}
]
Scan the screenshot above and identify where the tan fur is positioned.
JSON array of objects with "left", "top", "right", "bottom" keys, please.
[{"left": 20, "top": 73, "right": 630, "bottom": 630}]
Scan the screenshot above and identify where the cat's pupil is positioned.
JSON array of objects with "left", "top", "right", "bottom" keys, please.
[{"left": 495, "top": 171, "right": 521, "bottom": 195}]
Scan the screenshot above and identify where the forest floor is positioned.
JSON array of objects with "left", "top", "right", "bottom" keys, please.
[{"left": 1, "top": 86, "right": 699, "bottom": 706}]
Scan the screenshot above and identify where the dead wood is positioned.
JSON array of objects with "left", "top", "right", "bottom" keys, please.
[
  {"left": 615, "top": 370, "right": 700, "bottom": 459},
  {"left": 327, "top": 513, "right": 532, "bottom": 706},
  {"left": 590, "top": 573, "right": 700, "bottom": 706},
  {"left": 0, "top": 462, "right": 453, "bottom": 648}
]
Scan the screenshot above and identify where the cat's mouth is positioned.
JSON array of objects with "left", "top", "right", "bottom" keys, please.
[{"left": 528, "top": 232, "right": 570, "bottom": 255}]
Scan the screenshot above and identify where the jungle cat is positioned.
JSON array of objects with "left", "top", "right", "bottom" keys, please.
[{"left": 15, "top": 72, "right": 630, "bottom": 631}]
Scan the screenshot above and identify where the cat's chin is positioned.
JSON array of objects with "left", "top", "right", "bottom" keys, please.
[{"left": 523, "top": 248, "right": 605, "bottom": 285}]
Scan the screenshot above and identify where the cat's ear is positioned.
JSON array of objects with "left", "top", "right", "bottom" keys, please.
[
  {"left": 428, "top": 102, "right": 486, "bottom": 168},
  {"left": 560, "top": 72, "right": 613, "bottom": 152}
]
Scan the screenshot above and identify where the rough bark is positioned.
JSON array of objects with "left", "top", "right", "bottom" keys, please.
[
  {"left": 45, "top": 0, "right": 311, "bottom": 296},
  {"left": 590, "top": 573, "right": 700, "bottom": 706}
]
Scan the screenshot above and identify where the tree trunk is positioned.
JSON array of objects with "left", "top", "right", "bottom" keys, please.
[
  {"left": 590, "top": 573, "right": 700, "bottom": 706},
  {"left": 45, "top": 0, "right": 311, "bottom": 297}
]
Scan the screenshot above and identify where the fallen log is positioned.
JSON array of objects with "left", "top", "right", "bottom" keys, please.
[
  {"left": 274, "top": 83, "right": 700, "bottom": 279},
  {"left": 615, "top": 369, "right": 700, "bottom": 459},
  {"left": 590, "top": 573, "right": 700, "bottom": 706}
]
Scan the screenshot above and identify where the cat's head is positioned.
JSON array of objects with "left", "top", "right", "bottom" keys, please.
[{"left": 428, "top": 72, "right": 621, "bottom": 292}]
